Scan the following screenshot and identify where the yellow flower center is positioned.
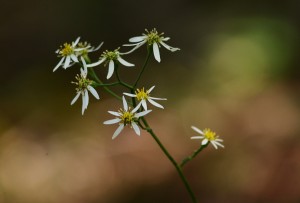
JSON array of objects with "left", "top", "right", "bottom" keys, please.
[
  {"left": 145, "top": 28, "right": 163, "bottom": 45},
  {"left": 135, "top": 88, "right": 149, "bottom": 101},
  {"left": 203, "top": 128, "right": 217, "bottom": 141},
  {"left": 60, "top": 43, "right": 74, "bottom": 56},
  {"left": 119, "top": 109, "right": 135, "bottom": 125},
  {"left": 72, "top": 74, "right": 93, "bottom": 92},
  {"left": 102, "top": 49, "right": 119, "bottom": 61}
]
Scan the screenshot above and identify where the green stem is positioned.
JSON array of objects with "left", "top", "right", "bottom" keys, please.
[
  {"left": 115, "top": 64, "right": 133, "bottom": 89},
  {"left": 89, "top": 67, "right": 121, "bottom": 101},
  {"left": 133, "top": 48, "right": 152, "bottom": 88},
  {"left": 141, "top": 117, "right": 198, "bottom": 203},
  {"left": 180, "top": 144, "right": 208, "bottom": 167},
  {"left": 93, "top": 82, "right": 120, "bottom": 87}
]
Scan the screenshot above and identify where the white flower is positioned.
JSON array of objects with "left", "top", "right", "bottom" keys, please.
[
  {"left": 87, "top": 48, "right": 134, "bottom": 79},
  {"left": 123, "top": 86, "right": 167, "bottom": 110},
  {"left": 71, "top": 68, "right": 100, "bottom": 115},
  {"left": 53, "top": 37, "right": 86, "bottom": 72},
  {"left": 103, "top": 96, "right": 152, "bottom": 139},
  {"left": 76, "top": 41, "right": 103, "bottom": 58},
  {"left": 123, "top": 28, "right": 180, "bottom": 62},
  {"left": 191, "top": 126, "right": 224, "bottom": 149}
]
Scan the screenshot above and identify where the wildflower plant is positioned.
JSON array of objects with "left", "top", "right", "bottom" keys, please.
[{"left": 52, "top": 29, "right": 224, "bottom": 203}]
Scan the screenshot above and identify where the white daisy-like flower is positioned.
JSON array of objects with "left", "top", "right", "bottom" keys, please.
[
  {"left": 103, "top": 96, "right": 152, "bottom": 139},
  {"left": 71, "top": 68, "right": 100, "bottom": 115},
  {"left": 86, "top": 48, "right": 134, "bottom": 79},
  {"left": 191, "top": 126, "right": 224, "bottom": 149},
  {"left": 53, "top": 37, "right": 86, "bottom": 72},
  {"left": 123, "top": 86, "right": 167, "bottom": 110},
  {"left": 123, "top": 28, "right": 180, "bottom": 62}
]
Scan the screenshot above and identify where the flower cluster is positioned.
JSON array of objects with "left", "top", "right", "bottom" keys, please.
[
  {"left": 52, "top": 28, "right": 225, "bottom": 203},
  {"left": 52, "top": 28, "right": 224, "bottom": 144}
]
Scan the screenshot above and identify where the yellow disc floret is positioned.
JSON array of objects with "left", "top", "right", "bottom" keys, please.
[
  {"left": 60, "top": 43, "right": 74, "bottom": 56},
  {"left": 72, "top": 74, "right": 93, "bottom": 92},
  {"left": 119, "top": 109, "right": 135, "bottom": 126},
  {"left": 203, "top": 128, "right": 217, "bottom": 141},
  {"left": 135, "top": 88, "right": 149, "bottom": 101},
  {"left": 145, "top": 28, "right": 163, "bottom": 45}
]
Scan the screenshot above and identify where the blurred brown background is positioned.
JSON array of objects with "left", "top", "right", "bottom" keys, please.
[{"left": 1, "top": 0, "right": 300, "bottom": 202}]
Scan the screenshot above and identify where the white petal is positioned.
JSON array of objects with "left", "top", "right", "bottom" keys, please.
[
  {"left": 141, "top": 100, "right": 147, "bottom": 110},
  {"left": 131, "top": 122, "right": 140, "bottom": 135},
  {"left": 81, "top": 56, "right": 88, "bottom": 75},
  {"left": 123, "top": 92, "right": 136, "bottom": 97},
  {"left": 121, "top": 41, "right": 146, "bottom": 54},
  {"left": 215, "top": 138, "right": 223, "bottom": 142},
  {"left": 81, "top": 93, "right": 86, "bottom": 115},
  {"left": 117, "top": 56, "right": 134, "bottom": 67},
  {"left": 191, "top": 126, "right": 204, "bottom": 135},
  {"left": 131, "top": 101, "right": 142, "bottom": 113},
  {"left": 93, "top": 42, "right": 104, "bottom": 51},
  {"left": 191, "top": 136, "right": 204, "bottom": 139},
  {"left": 73, "top": 37, "right": 80, "bottom": 46},
  {"left": 103, "top": 118, "right": 122, "bottom": 125},
  {"left": 148, "top": 98, "right": 164, "bottom": 109},
  {"left": 86, "top": 57, "right": 106, "bottom": 67},
  {"left": 122, "top": 96, "right": 128, "bottom": 111},
  {"left": 112, "top": 124, "right": 124, "bottom": 139},
  {"left": 107, "top": 60, "right": 114, "bottom": 79},
  {"left": 211, "top": 141, "right": 218, "bottom": 149},
  {"left": 64, "top": 56, "right": 71, "bottom": 69},
  {"left": 70, "top": 54, "right": 79, "bottom": 62},
  {"left": 108, "top": 111, "right": 121, "bottom": 117},
  {"left": 53, "top": 57, "right": 65, "bottom": 72},
  {"left": 161, "top": 37, "right": 170, "bottom": 41},
  {"left": 87, "top": 85, "right": 100, "bottom": 99},
  {"left": 80, "top": 68, "right": 87, "bottom": 78},
  {"left": 153, "top": 42, "right": 161, "bottom": 62},
  {"left": 122, "top": 42, "right": 142, "bottom": 47},
  {"left": 160, "top": 41, "right": 180, "bottom": 52},
  {"left": 147, "top": 86, "right": 155, "bottom": 93},
  {"left": 84, "top": 89, "right": 89, "bottom": 109},
  {"left": 202, "top": 139, "right": 209, "bottom": 145},
  {"left": 71, "top": 92, "right": 81, "bottom": 105},
  {"left": 135, "top": 110, "right": 152, "bottom": 118},
  {"left": 129, "top": 36, "right": 147, "bottom": 43},
  {"left": 215, "top": 141, "right": 225, "bottom": 148},
  {"left": 149, "top": 96, "right": 167, "bottom": 101}
]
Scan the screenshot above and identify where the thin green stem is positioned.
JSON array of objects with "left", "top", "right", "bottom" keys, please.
[
  {"left": 115, "top": 64, "right": 133, "bottom": 89},
  {"left": 93, "top": 82, "right": 120, "bottom": 87},
  {"left": 133, "top": 48, "right": 152, "bottom": 89},
  {"left": 141, "top": 117, "right": 198, "bottom": 203},
  {"left": 180, "top": 144, "right": 208, "bottom": 167},
  {"left": 89, "top": 67, "right": 121, "bottom": 101}
]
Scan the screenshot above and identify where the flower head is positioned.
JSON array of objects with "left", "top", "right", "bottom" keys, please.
[
  {"left": 191, "top": 126, "right": 224, "bottom": 149},
  {"left": 53, "top": 37, "right": 86, "bottom": 71},
  {"left": 76, "top": 41, "right": 103, "bottom": 58},
  {"left": 87, "top": 48, "right": 134, "bottom": 79},
  {"left": 103, "top": 96, "right": 152, "bottom": 139},
  {"left": 123, "top": 86, "right": 167, "bottom": 110},
  {"left": 71, "top": 68, "right": 100, "bottom": 115},
  {"left": 123, "top": 28, "right": 180, "bottom": 62}
]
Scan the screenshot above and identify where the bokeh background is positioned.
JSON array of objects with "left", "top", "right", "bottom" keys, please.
[{"left": 1, "top": 0, "right": 300, "bottom": 202}]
